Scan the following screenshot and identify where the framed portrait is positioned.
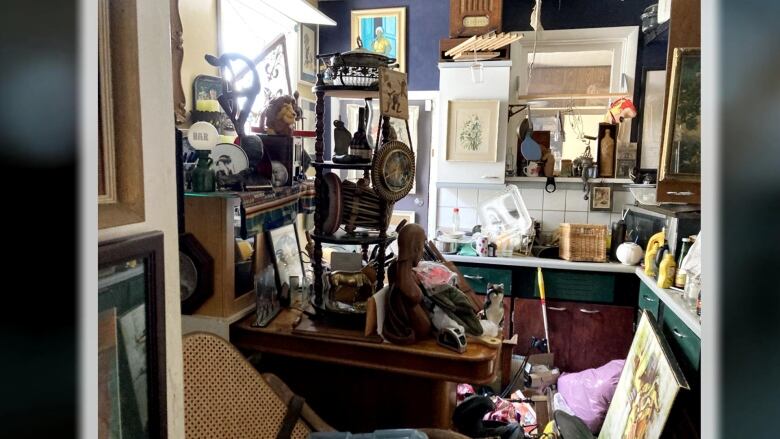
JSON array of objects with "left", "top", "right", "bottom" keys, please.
[
  {"left": 99, "top": 0, "right": 145, "bottom": 229},
  {"left": 636, "top": 67, "right": 667, "bottom": 170},
  {"left": 660, "top": 48, "right": 701, "bottom": 179},
  {"left": 590, "top": 185, "right": 612, "bottom": 212},
  {"left": 98, "top": 231, "right": 167, "bottom": 438},
  {"left": 616, "top": 159, "right": 635, "bottom": 179},
  {"left": 351, "top": 7, "right": 407, "bottom": 73},
  {"left": 446, "top": 100, "right": 500, "bottom": 162},
  {"left": 599, "top": 310, "right": 689, "bottom": 439},
  {"left": 299, "top": 23, "right": 318, "bottom": 85},
  {"left": 387, "top": 210, "right": 415, "bottom": 255},
  {"left": 266, "top": 223, "right": 306, "bottom": 305}
]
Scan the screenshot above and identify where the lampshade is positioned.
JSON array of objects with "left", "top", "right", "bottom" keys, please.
[{"left": 256, "top": 0, "right": 336, "bottom": 25}]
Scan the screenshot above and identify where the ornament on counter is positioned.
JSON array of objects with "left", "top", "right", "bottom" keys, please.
[
  {"left": 259, "top": 95, "right": 297, "bottom": 136},
  {"left": 333, "top": 118, "right": 352, "bottom": 156},
  {"left": 188, "top": 121, "right": 220, "bottom": 150},
  {"left": 483, "top": 283, "right": 505, "bottom": 328}
]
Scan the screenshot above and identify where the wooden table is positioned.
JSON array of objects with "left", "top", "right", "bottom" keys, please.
[{"left": 230, "top": 309, "right": 502, "bottom": 431}]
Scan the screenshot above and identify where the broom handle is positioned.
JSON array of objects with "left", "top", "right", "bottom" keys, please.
[{"left": 538, "top": 267, "right": 551, "bottom": 353}]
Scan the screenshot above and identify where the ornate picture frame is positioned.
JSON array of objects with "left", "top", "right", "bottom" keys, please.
[
  {"left": 98, "top": 231, "right": 167, "bottom": 438},
  {"left": 99, "top": 0, "right": 146, "bottom": 229},
  {"left": 351, "top": 7, "right": 407, "bottom": 73}
]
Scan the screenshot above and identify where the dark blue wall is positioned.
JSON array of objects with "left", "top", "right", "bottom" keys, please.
[{"left": 319, "top": 0, "right": 662, "bottom": 91}]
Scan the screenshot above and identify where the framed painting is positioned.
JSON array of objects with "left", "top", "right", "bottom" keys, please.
[
  {"left": 99, "top": 0, "right": 145, "bottom": 229},
  {"left": 299, "top": 23, "right": 318, "bottom": 85},
  {"left": 446, "top": 100, "right": 500, "bottom": 162},
  {"left": 351, "top": 7, "right": 407, "bottom": 73},
  {"left": 98, "top": 231, "right": 167, "bottom": 438},
  {"left": 599, "top": 310, "right": 689, "bottom": 439},
  {"left": 379, "top": 68, "right": 408, "bottom": 120},
  {"left": 590, "top": 185, "right": 612, "bottom": 212}
]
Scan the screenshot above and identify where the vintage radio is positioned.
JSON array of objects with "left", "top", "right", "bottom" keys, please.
[{"left": 449, "top": 0, "right": 503, "bottom": 38}]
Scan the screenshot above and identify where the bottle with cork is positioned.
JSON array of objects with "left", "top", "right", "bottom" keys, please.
[{"left": 674, "top": 237, "right": 693, "bottom": 288}]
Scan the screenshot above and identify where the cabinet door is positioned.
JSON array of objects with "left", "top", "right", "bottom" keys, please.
[{"left": 513, "top": 298, "right": 634, "bottom": 372}]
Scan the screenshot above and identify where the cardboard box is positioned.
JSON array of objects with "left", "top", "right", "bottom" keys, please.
[
  {"left": 526, "top": 353, "right": 561, "bottom": 389},
  {"left": 522, "top": 387, "right": 557, "bottom": 437}
]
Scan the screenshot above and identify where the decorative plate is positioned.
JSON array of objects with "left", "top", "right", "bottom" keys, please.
[
  {"left": 210, "top": 143, "right": 249, "bottom": 177},
  {"left": 323, "top": 172, "right": 342, "bottom": 235},
  {"left": 371, "top": 140, "right": 415, "bottom": 202}
]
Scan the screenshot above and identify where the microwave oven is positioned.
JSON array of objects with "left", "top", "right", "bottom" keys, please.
[{"left": 623, "top": 205, "right": 701, "bottom": 261}]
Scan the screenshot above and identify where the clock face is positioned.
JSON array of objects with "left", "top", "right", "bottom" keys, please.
[
  {"left": 382, "top": 149, "right": 412, "bottom": 192},
  {"left": 179, "top": 251, "right": 198, "bottom": 301}
]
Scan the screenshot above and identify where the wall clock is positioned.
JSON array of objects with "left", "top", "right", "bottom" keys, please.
[{"left": 371, "top": 140, "right": 415, "bottom": 202}]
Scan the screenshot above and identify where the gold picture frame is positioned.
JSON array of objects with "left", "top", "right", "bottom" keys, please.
[
  {"left": 351, "top": 7, "right": 407, "bottom": 73},
  {"left": 446, "top": 100, "right": 500, "bottom": 162},
  {"left": 99, "top": 0, "right": 146, "bottom": 229}
]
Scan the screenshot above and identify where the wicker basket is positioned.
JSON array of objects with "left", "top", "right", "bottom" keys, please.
[{"left": 559, "top": 223, "right": 608, "bottom": 262}]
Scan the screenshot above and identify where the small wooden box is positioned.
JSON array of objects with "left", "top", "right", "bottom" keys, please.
[
  {"left": 449, "top": 0, "right": 503, "bottom": 38},
  {"left": 559, "top": 223, "right": 608, "bottom": 262},
  {"left": 184, "top": 194, "right": 258, "bottom": 317}
]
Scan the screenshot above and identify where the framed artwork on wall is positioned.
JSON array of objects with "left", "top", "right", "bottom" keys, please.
[
  {"left": 598, "top": 310, "right": 689, "bottom": 438},
  {"left": 351, "top": 7, "right": 407, "bottom": 73},
  {"left": 299, "top": 23, "right": 318, "bottom": 85},
  {"left": 590, "top": 185, "right": 612, "bottom": 212},
  {"left": 446, "top": 100, "right": 500, "bottom": 162},
  {"left": 98, "top": 231, "right": 167, "bottom": 438},
  {"left": 636, "top": 67, "right": 667, "bottom": 171},
  {"left": 99, "top": 0, "right": 145, "bottom": 229}
]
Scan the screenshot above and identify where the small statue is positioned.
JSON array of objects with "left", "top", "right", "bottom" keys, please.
[
  {"left": 260, "top": 95, "right": 297, "bottom": 136},
  {"left": 333, "top": 118, "right": 351, "bottom": 156},
  {"left": 383, "top": 223, "right": 432, "bottom": 344},
  {"left": 483, "top": 283, "right": 504, "bottom": 328}
]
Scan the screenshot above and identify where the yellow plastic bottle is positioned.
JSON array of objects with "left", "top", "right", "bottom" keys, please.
[
  {"left": 657, "top": 252, "right": 677, "bottom": 289},
  {"left": 643, "top": 229, "right": 665, "bottom": 276}
]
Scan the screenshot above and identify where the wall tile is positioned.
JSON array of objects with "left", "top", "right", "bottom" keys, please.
[
  {"left": 439, "top": 188, "right": 458, "bottom": 207},
  {"left": 564, "top": 211, "right": 588, "bottom": 224},
  {"left": 612, "top": 190, "right": 635, "bottom": 213},
  {"left": 437, "top": 207, "right": 454, "bottom": 229},
  {"left": 588, "top": 212, "right": 612, "bottom": 226},
  {"left": 520, "top": 187, "right": 544, "bottom": 210},
  {"left": 565, "top": 189, "right": 589, "bottom": 212},
  {"left": 459, "top": 207, "right": 478, "bottom": 230},
  {"left": 543, "top": 189, "right": 566, "bottom": 210},
  {"left": 457, "top": 188, "right": 479, "bottom": 208},
  {"left": 528, "top": 209, "right": 543, "bottom": 223},
  {"left": 542, "top": 211, "right": 565, "bottom": 232},
  {"left": 478, "top": 188, "right": 505, "bottom": 204}
]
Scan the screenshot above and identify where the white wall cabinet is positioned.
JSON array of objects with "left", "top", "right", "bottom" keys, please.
[{"left": 435, "top": 61, "right": 511, "bottom": 185}]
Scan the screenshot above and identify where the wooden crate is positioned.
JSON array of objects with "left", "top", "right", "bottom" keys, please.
[
  {"left": 184, "top": 194, "right": 258, "bottom": 317},
  {"left": 559, "top": 223, "right": 608, "bottom": 262}
]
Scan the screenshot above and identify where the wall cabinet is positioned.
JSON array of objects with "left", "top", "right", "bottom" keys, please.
[{"left": 512, "top": 298, "right": 634, "bottom": 372}]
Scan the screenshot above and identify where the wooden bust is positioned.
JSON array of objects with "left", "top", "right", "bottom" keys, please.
[{"left": 383, "top": 223, "right": 432, "bottom": 344}]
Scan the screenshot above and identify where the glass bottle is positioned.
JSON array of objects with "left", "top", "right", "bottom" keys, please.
[
  {"left": 685, "top": 275, "right": 701, "bottom": 310},
  {"left": 674, "top": 237, "right": 692, "bottom": 288}
]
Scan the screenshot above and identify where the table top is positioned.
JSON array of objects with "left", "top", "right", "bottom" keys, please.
[{"left": 230, "top": 309, "right": 500, "bottom": 384}]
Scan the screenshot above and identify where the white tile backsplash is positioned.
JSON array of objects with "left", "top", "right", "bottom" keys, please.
[
  {"left": 564, "top": 211, "right": 588, "bottom": 224},
  {"left": 439, "top": 188, "right": 458, "bottom": 207},
  {"left": 435, "top": 182, "right": 634, "bottom": 235},
  {"left": 520, "top": 187, "right": 544, "bottom": 210},
  {"left": 588, "top": 212, "right": 612, "bottom": 227},
  {"left": 543, "top": 189, "right": 567, "bottom": 210},
  {"left": 565, "top": 189, "right": 589, "bottom": 212},
  {"left": 542, "top": 211, "right": 565, "bottom": 232},
  {"left": 457, "top": 188, "right": 479, "bottom": 208}
]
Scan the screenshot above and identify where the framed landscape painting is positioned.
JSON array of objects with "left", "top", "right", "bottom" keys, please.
[
  {"left": 351, "top": 7, "right": 406, "bottom": 73},
  {"left": 446, "top": 100, "right": 500, "bottom": 162}
]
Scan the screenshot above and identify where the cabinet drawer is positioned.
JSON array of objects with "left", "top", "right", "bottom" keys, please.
[
  {"left": 638, "top": 283, "right": 661, "bottom": 318},
  {"left": 531, "top": 270, "right": 615, "bottom": 303},
  {"left": 662, "top": 308, "right": 700, "bottom": 371},
  {"left": 456, "top": 265, "right": 512, "bottom": 295}
]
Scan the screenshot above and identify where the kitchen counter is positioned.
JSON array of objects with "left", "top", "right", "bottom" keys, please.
[
  {"left": 636, "top": 268, "right": 701, "bottom": 337},
  {"left": 446, "top": 254, "right": 637, "bottom": 274}
]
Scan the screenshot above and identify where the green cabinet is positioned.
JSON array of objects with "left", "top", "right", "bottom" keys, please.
[
  {"left": 638, "top": 283, "right": 661, "bottom": 319},
  {"left": 530, "top": 269, "right": 616, "bottom": 304},
  {"left": 455, "top": 264, "right": 512, "bottom": 295},
  {"left": 661, "top": 307, "right": 701, "bottom": 371}
]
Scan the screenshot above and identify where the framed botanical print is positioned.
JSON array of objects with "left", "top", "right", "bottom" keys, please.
[
  {"left": 446, "top": 100, "right": 500, "bottom": 162},
  {"left": 299, "top": 23, "right": 318, "bottom": 85},
  {"left": 599, "top": 310, "right": 689, "bottom": 438},
  {"left": 98, "top": 231, "right": 167, "bottom": 438},
  {"left": 99, "top": 0, "right": 145, "bottom": 229},
  {"left": 351, "top": 7, "right": 407, "bottom": 73}
]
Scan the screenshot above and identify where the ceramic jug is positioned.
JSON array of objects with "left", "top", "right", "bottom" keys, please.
[{"left": 192, "top": 150, "right": 215, "bottom": 192}]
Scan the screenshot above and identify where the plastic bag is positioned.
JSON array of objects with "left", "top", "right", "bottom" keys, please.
[
  {"left": 557, "top": 359, "right": 624, "bottom": 433},
  {"left": 412, "top": 261, "right": 458, "bottom": 289}
]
